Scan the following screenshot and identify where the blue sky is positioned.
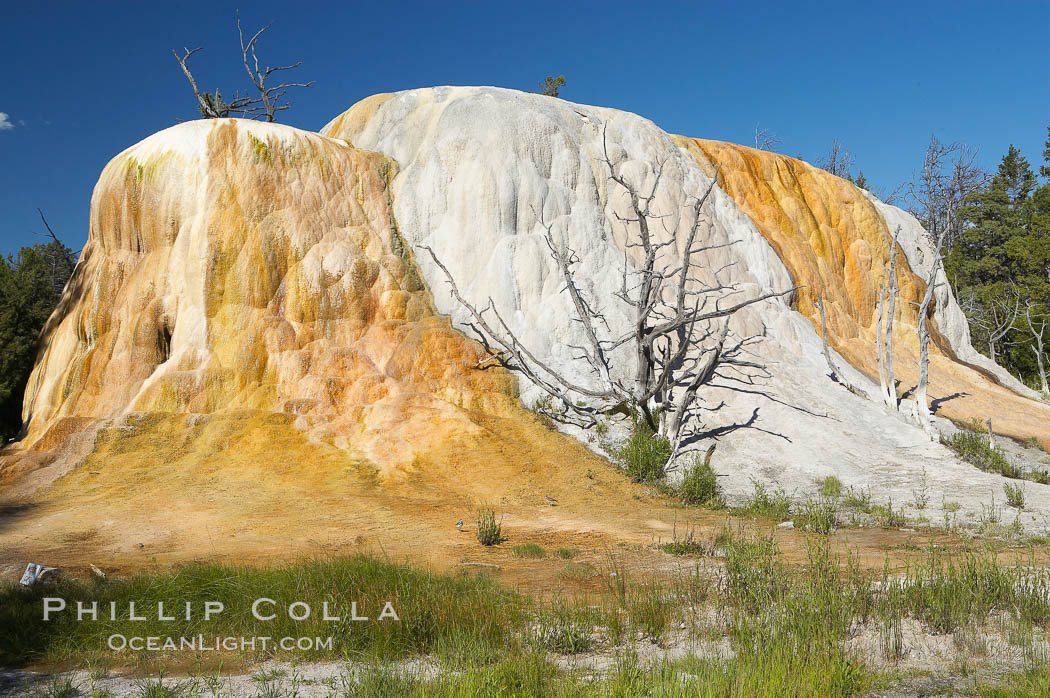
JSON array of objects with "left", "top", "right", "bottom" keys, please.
[{"left": 2, "top": 0, "right": 1048, "bottom": 255}]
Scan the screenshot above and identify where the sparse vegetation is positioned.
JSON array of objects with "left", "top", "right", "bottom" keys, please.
[
  {"left": 474, "top": 505, "right": 504, "bottom": 546},
  {"left": 1005, "top": 482, "right": 1027, "bottom": 510},
  {"left": 677, "top": 454, "right": 724, "bottom": 507},
  {"left": 794, "top": 497, "right": 838, "bottom": 534},
  {"left": 660, "top": 523, "right": 708, "bottom": 556},
  {"left": 553, "top": 547, "right": 580, "bottom": 559},
  {"left": 870, "top": 497, "right": 908, "bottom": 528},
  {"left": 819, "top": 475, "right": 843, "bottom": 499},
  {"left": 511, "top": 543, "right": 547, "bottom": 558},
  {"left": 613, "top": 415, "right": 671, "bottom": 484},
  {"left": 942, "top": 419, "right": 1023, "bottom": 479},
  {"left": 842, "top": 485, "right": 874, "bottom": 513},
  {"left": 737, "top": 480, "right": 791, "bottom": 520},
  {"left": 6, "top": 537, "right": 1050, "bottom": 696},
  {"left": 912, "top": 466, "right": 930, "bottom": 509}
]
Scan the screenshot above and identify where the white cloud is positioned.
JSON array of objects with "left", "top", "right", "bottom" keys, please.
[{"left": 0, "top": 112, "right": 13, "bottom": 130}]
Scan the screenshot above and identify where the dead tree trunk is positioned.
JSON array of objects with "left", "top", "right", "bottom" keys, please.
[
  {"left": 1023, "top": 302, "right": 1050, "bottom": 395},
  {"left": 881, "top": 227, "right": 901, "bottom": 411},
  {"left": 986, "top": 290, "right": 1020, "bottom": 366},
  {"left": 817, "top": 295, "right": 836, "bottom": 380},
  {"left": 422, "top": 122, "right": 796, "bottom": 470},
  {"left": 877, "top": 285, "right": 888, "bottom": 399},
  {"left": 911, "top": 254, "right": 940, "bottom": 435}
]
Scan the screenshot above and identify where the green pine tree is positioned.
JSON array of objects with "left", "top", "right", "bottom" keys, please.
[
  {"left": 945, "top": 142, "right": 1050, "bottom": 384},
  {"left": 0, "top": 241, "right": 76, "bottom": 440}
]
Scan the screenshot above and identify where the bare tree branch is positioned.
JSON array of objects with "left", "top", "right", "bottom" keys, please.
[{"left": 422, "top": 120, "right": 798, "bottom": 470}]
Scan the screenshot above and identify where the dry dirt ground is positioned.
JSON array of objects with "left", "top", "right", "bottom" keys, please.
[{"left": 0, "top": 406, "right": 1041, "bottom": 593}]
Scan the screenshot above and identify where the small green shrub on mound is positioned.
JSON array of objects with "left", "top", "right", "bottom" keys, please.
[
  {"left": 1004, "top": 482, "right": 1026, "bottom": 510},
  {"left": 475, "top": 505, "right": 504, "bottom": 546},
  {"left": 511, "top": 543, "right": 547, "bottom": 558},
  {"left": 613, "top": 417, "right": 671, "bottom": 484},
  {"left": 553, "top": 547, "right": 579, "bottom": 559},
  {"left": 678, "top": 456, "right": 724, "bottom": 507}
]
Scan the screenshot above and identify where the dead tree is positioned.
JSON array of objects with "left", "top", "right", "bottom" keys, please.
[
  {"left": 876, "top": 227, "right": 902, "bottom": 410},
  {"left": 1021, "top": 301, "right": 1050, "bottom": 395},
  {"left": 984, "top": 289, "right": 1021, "bottom": 366},
  {"left": 816, "top": 138, "right": 854, "bottom": 179},
  {"left": 907, "top": 136, "right": 987, "bottom": 251},
  {"left": 910, "top": 252, "right": 942, "bottom": 435},
  {"left": 754, "top": 123, "right": 781, "bottom": 152},
  {"left": 173, "top": 14, "right": 312, "bottom": 122},
  {"left": 423, "top": 126, "right": 796, "bottom": 469},
  {"left": 816, "top": 295, "right": 836, "bottom": 380},
  {"left": 237, "top": 14, "right": 313, "bottom": 122}
]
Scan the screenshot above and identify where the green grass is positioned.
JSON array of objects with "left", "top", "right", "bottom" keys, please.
[
  {"left": 611, "top": 411, "right": 671, "bottom": 484},
  {"left": 941, "top": 419, "right": 1023, "bottom": 479},
  {"left": 511, "top": 543, "right": 547, "bottom": 558},
  {"left": 553, "top": 547, "right": 579, "bottom": 560},
  {"left": 1004, "top": 482, "right": 1026, "bottom": 510},
  {"left": 0, "top": 555, "right": 528, "bottom": 668},
  {"left": 736, "top": 480, "right": 791, "bottom": 521},
  {"left": 819, "top": 475, "right": 843, "bottom": 499},
  {"left": 794, "top": 497, "right": 838, "bottom": 534},
  {"left": 6, "top": 537, "right": 1050, "bottom": 696},
  {"left": 660, "top": 523, "right": 709, "bottom": 556},
  {"left": 866, "top": 497, "right": 908, "bottom": 528},
  {"left": 677, "top": 455, "right": 724, "bottom": 507},
  {"left": 474, "top": 505, "right": 504, "bottom": 546},
  {"left": 841, "top": 486, "right": 873, "bottom": 513}
]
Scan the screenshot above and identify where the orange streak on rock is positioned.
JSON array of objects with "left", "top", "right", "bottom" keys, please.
[{"left": 675, "top": 136, "right": 1050, "bottom": 446}]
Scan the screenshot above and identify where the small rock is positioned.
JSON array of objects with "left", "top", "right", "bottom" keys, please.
[{"left": 777, "top": 521, "right": 795, "bottom": 529}]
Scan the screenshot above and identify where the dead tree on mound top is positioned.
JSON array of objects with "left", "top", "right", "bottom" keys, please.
[
  {"left": 172, "top": 13, "right": 312, "bottom": 122},
  {"left": 423, "top": 127, "right": 797, "bottom": 469}
]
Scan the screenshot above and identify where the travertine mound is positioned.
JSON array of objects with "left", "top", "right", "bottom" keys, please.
[
  {"left": 674, "top": 138, "right": 1045, "bottom": 433},
  {"left": 322, "top": 86, "right": 1050, "bottom": 504},
  {"left": 9, "top": 118, "right": 516, "bottom": 491},
  {"left": 3, "top": 87, "right": 1049, "bottom": 528}
]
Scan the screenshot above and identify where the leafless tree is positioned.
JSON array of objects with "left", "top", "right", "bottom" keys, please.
[
  {"left": 172, "top": 14, "right": 312, "bottom": 122},
  {"left": 816, "top": 138, "right": 854, "bottom": 179},
  {"left": 978, "top": 288, "right": 1022, "bottom": 366},
  {"left": 876, "top": 227, "right": 902, "bottom": 411},
  {"left": 910, "top": 253, "right": 942, "bottom": 434},
  {"left": 423, "top": 125, "right": 796, "bottom": 468},
  {"left": 907, "top": 136, "right": 987, "bottom": 251},
  {"left": 32, "top": 208, "right": 78, "bottom": 295},
  {"left": 1021, "top": 301, "right": 1049, "bottom": 395},
  {"left": 754, "top": 123, "right": 781, "bottom": 152},
  {"left": 872, "top": 182, "right": 906, "bottom": 206},
  {"left": 236, "top": 14, "right": 313, "bottom": 122}
]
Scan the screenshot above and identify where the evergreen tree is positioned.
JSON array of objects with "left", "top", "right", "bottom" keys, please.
[
  {"left": 538, "top": 75, "right": 565, "bottom": 97},
  {"left": 945, "top": 141, "right": 1050, "bottom": 387},
  {"left": 1041, "top": 125, "right": 1050, "bottom": 179},
  {"left": 0, "top": 241, "right": 75, "bottom": 440}
]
